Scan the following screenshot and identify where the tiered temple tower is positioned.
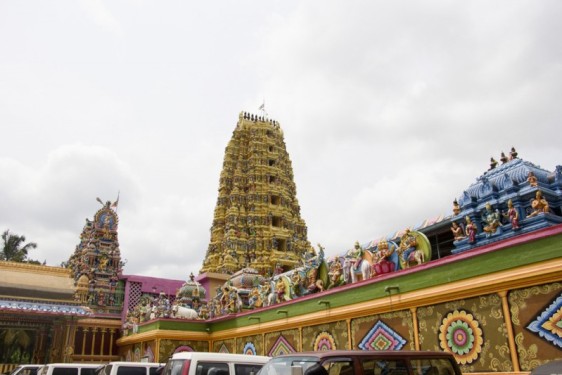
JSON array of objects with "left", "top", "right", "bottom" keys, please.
[
  {"left": 200, "top": 111, "right": 311, "bottom": 277},
  {"left": 67, "top": 198, "right": 124, "bottom": 313}
]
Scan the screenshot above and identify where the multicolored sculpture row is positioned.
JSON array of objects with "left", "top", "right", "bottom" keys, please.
[{"left": 122, "top": 233, "right": 432, "bottom": 329}]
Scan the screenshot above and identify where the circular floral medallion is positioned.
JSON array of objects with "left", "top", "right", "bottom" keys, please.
[
  {"left": 313, "top": 331, "right": 337, "bottom": 351},
  {"left": 439, "top": 309, "right": 483, "bottom": 364}
]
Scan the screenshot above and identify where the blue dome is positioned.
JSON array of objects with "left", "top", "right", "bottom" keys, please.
[{"left": 459, "top": 158, "right": 552, "bottom": 205}]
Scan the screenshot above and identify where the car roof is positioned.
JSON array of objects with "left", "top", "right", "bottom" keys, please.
[
  {"left": 273, "top": 350, "right": 454, "bottom": 359},
  {"left": 44, "top": 364, "right": 102, "bottom": 368},
  {"left": 531, "top": 360, "right": 562, "bottom": 375},
  {"left": 170, "top": 352, "right": 269, "bottom": 362},
  {"left": 105, "top": 363, "right": 163, "bottom": 366}
]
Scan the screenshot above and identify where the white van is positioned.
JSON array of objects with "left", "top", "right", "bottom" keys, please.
[
  {"left": 98, "top": 362, "right": 164, "bottom": 375},
  {"left": 161, "top": 352, "right": 270, "bottom": 375},
  {"left": 39, "top": 364, "right": 101, "bottom": 375},
  {"left": 8, "top": 365, "right": 43, "bottom": 375}
]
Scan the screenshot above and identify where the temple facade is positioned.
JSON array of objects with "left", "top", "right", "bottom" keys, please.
[
  {"left": 117, "top": 144, "right": 562, "bottom": 374},
  {"left": 2, "top": 108, "right": 562, "bottom": 374}
]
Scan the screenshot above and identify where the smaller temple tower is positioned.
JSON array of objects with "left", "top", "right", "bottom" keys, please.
[{"left": 67, "top": 198, "right": 124, "bottom": 314}]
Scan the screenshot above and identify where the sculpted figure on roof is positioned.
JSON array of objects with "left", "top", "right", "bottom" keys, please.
[
  {"left": 528, "top": 190, "right": 550, "bottom": 217},
  {"left": 481, "top": 203, "right": 501, "bottom": 237}
]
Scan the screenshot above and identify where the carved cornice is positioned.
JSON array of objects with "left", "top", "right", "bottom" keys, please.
[
  {"left": 77, "top": 318, "right": 122, "bottom": 328},
  {"left": 0, "top": 261, "right": 72, "bottom": 276},
  {"left": 117, "top": 329, "right": 209, "bottom": 345}
]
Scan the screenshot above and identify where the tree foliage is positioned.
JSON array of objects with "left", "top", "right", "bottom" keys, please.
[{"left": 1, "top": 229, "right": 38, "bottom": 263}]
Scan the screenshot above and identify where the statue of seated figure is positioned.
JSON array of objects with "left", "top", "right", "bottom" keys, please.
[
  {"left": 527, "top": 190, "right": 550, "bottom": 217},
  {"left": 481, "top": 203, "right": 501, "bottom": 237}
]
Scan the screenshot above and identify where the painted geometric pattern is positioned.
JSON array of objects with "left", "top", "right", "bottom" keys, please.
[
  {"left": 527, "top": 292, "right": 562, "bottom": 349},
  {"left": 358, "top": 320, "right": 407, "bottom": 351},
  {"left": 438, "top": 309, "right": 483, "bottom": 365},
  {"left": 144, "top": 346, "right": 154, "bottom": 362},
  {"left": 219, "top": 343, "right": 230, "bottom": 353},
  {"left": 268, "top": 335, "right": 296, "bottom": 357},
  {"left": 173, "top": 345, "right": 193, "bottom": 353},
  {"left": 243, "top": 342, "right": 257, "bottom": 355},
  {"left": 314, "top": 331, "right": 337, "bottom": 351}
]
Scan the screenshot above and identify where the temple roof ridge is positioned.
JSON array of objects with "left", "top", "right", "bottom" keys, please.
[{"left": 460, "top": 157, "right": 555, "bottom": 205}]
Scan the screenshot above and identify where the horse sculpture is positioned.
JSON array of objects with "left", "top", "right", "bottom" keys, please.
[
  {"left": 343, "top": 255, "right": 372, "bottom": 283},
  {"left": 405, "top": 248, "right": 425, "bottom": 267}
]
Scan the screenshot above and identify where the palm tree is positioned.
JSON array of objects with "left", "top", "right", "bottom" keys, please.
[{"left": 1, "top": 230, "right": 37, "bottom": 262}]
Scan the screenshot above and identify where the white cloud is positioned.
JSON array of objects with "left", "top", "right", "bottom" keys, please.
[{"left": 78, "top": 0, "right": 123, "bottom": 36}]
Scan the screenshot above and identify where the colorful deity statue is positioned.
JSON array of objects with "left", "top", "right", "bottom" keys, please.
[
  {"left": 527, "top": 171, "right": 538, "bottom": 187},
  {"left": 465, "top": 216, "right": 477, "bottom": 243},
  {"left": 305, "top": 268, "right": 323, "bottom": 294},
  {"left": 504, "top": 200, "right": 520, "bottom": 230},
  {"left": 500, "top": 152, "right": 509, "bottom": 164},
  {"left": 451, "top": 222, "right": 465, "bottom": 241},
  {"left": 452, "top": 199, "right": 461, "bottom": 215},
  {"left": 481, "top": 203, "right": 501, "bottom": 237},
  {"left": 510, "top": 147, "right": 518, "bottom": 160},
  {"left": 248, "top": 287, "right": 263, "bottom": 309},
  {"left": 348, "top": 241, "right": 363, "bottom": 271},
  {"left": 528, "top": 190, "right": 550, "bottom": 217},
  {"left": 153, "top": 292, "right": 170, "bottom": 318},
  {"left": 291, "top": 272, "right": 304, "bottom": 298},
  {"left": 372, "top": 239, "right": 397, "bottom": 275},
  {"left": 328, "top": 259, "right": 343, "bottom": 287},
  {"left": 275, "top": 278, "right": 288, "bottom": 302},
  {"left": 397, "top": 229, "right": 417, "bottom": 265}
]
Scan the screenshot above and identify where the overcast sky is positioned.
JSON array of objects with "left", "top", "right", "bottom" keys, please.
[{"left": 1, "top": 1, "right": 561, "bottom": 281}]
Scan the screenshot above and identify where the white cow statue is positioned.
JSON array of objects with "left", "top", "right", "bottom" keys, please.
[{"left": 171, "top": 304, "right": 199, "bottom": 320}]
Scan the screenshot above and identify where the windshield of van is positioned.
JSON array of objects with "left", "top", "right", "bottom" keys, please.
[
  {"left": 9, "top": 366, "right": 24, "bottom": 375},
  {"left": 81, "top": 369, "right": 98, "bottom": 375},
  {"left": 257, "top": 357, "right": 319, "bottom": 375},
  {"left": 234, "top": 364, "right": 265, "bottom": 375},
  {"left": 408, "top": 358, "right": 457, "bottom": 375},
  {"left": 96, "top": 365, "right": 111, "bottom": 375},
  {"left": 18, "top": 366, "right": 41, "bottom": 375},
  {"left": 116, "top": 367, "right": 150, "bottom": 375},
  {"left": 162, "top": 359, "right": 185, "bottom": 375}
]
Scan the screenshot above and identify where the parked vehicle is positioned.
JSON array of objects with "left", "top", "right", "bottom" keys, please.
[
  {"left": 161, "top": 352, "right": 270, "bottom": 375},
  {"left": 8, "top": 365, "right": 43, "bottom": 375},
  {"left": 530, "top": 360, "right": 562, "bottom": 375},
  {"left": 97, "top": 362, "right": 164, "bottom": 375},
  {"left": 39, "top": 363, "right": 102, "bottom": 375},
  {"left": 257, "top": 350, "right": 462, "bottom": 375}
]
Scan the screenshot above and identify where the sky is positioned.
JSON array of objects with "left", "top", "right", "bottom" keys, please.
[{"left": 1, "top": 1, "right": 561, "bottom": 281}]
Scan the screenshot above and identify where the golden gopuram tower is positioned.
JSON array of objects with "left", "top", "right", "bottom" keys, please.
[{"left": 200, "top": 111, "right": 311, "bottom": 279}]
